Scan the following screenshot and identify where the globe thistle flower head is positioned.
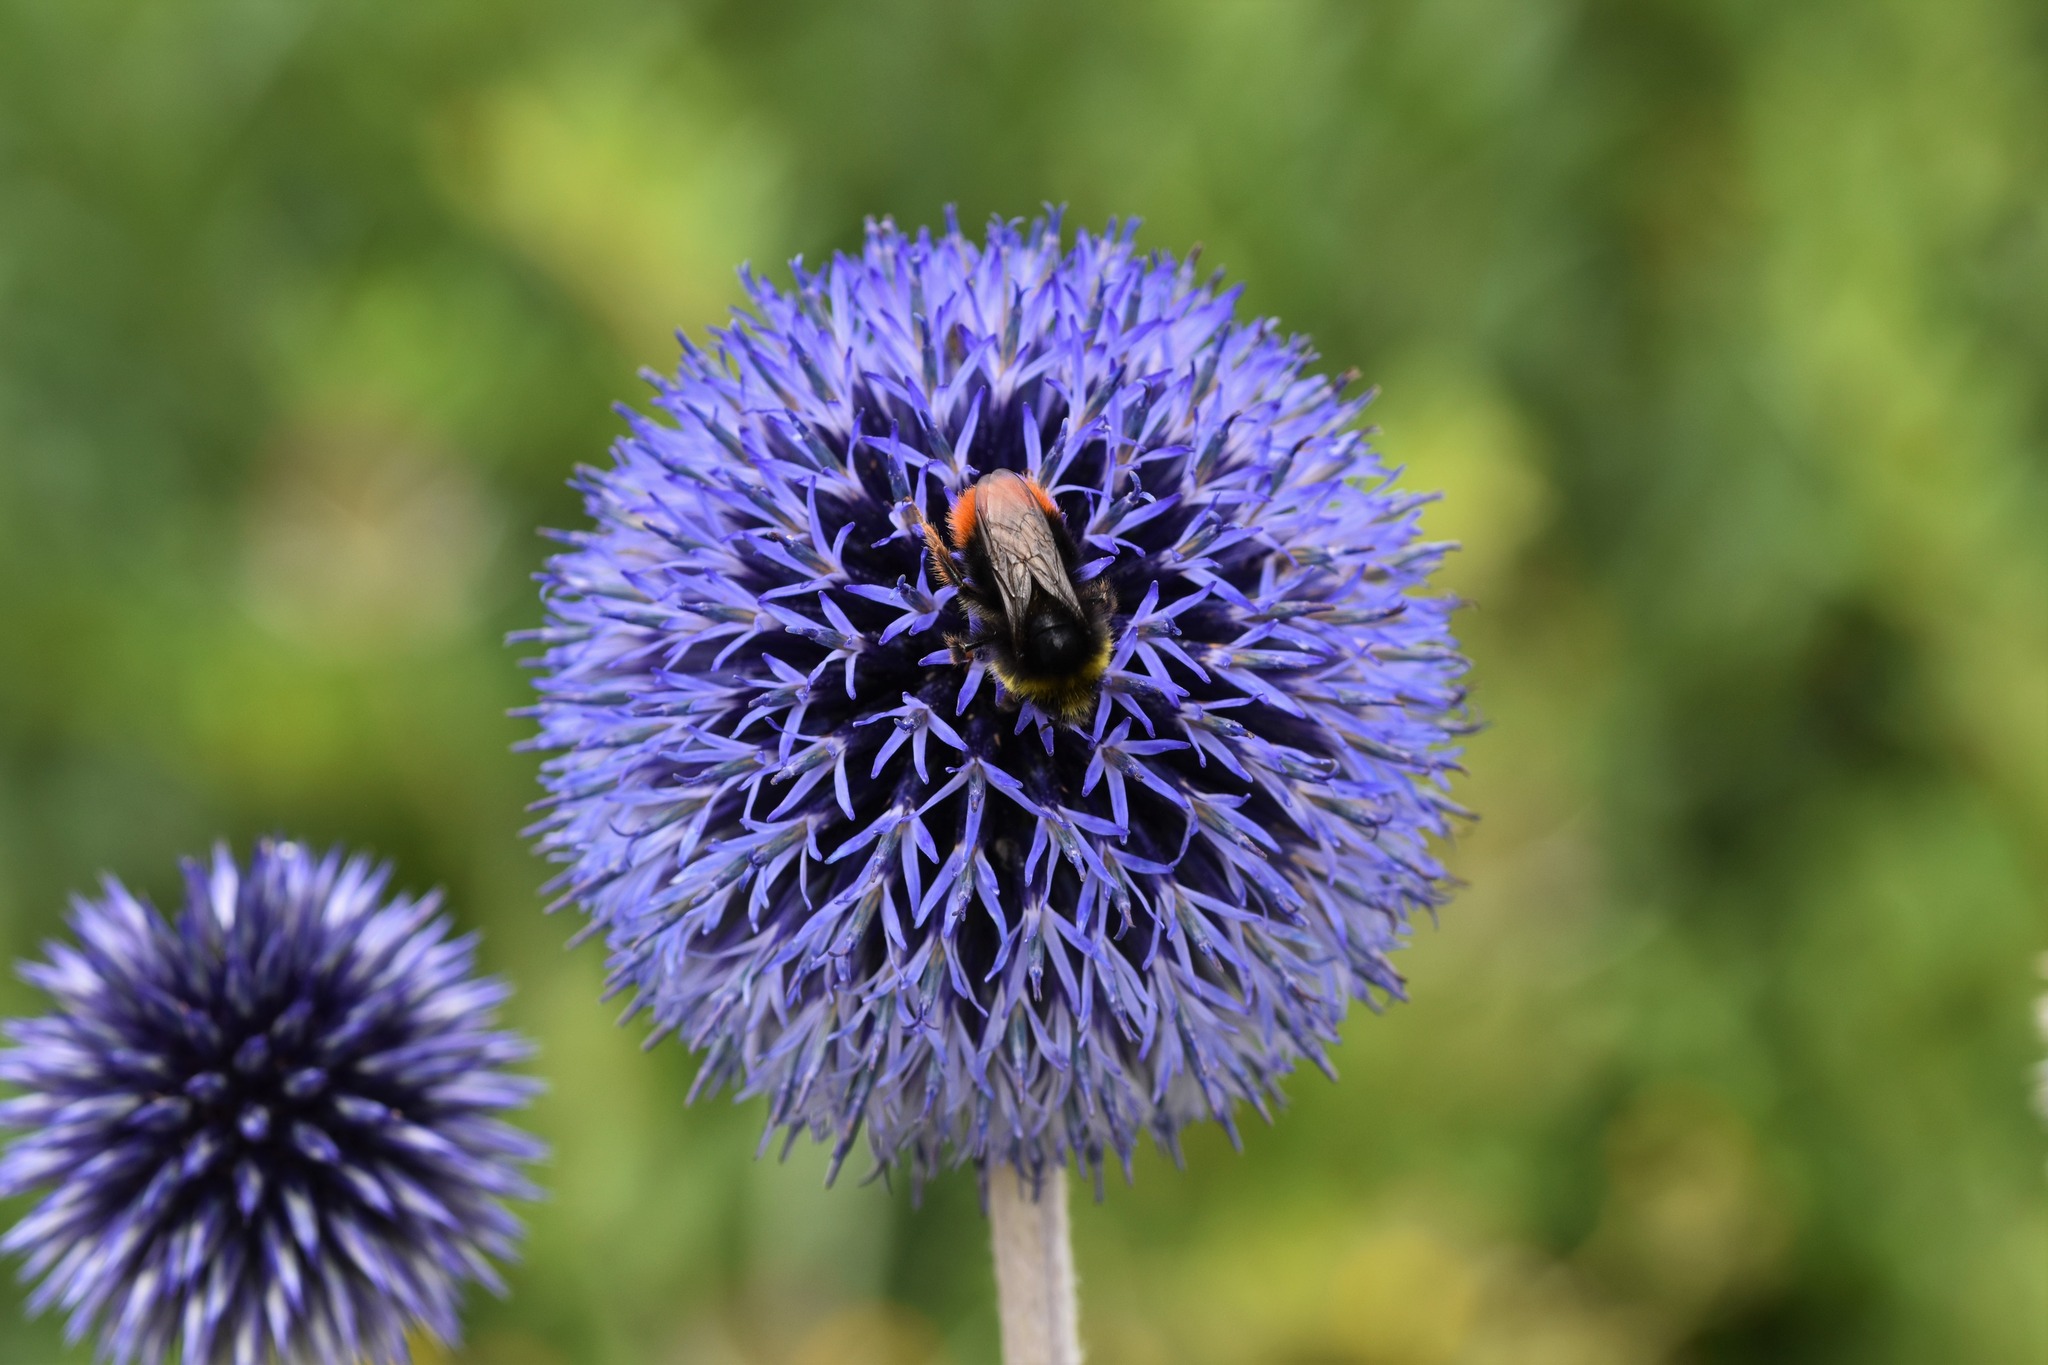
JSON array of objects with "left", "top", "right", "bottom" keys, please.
[
  {"left": 0, "top": 840, "right": 543, "bottom": 1365},
  {"left": 525, "top": 212, "right": 1469, "bottom": 1189}
]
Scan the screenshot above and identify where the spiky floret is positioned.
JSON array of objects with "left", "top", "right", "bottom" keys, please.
[
  {"left": 0, "top": 840, "right": 543, "bottom": 1365},
  {"left": 523, "top": 212, "right": 1470, "bottom": 1188}
]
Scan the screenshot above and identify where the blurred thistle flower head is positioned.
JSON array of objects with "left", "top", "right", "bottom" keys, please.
[
  {"left": 0, "top": 840, "right": 543, "bottom": 1365},
  {"left": 524, "top": 212, "right": 1469, "bottom": 1188}
]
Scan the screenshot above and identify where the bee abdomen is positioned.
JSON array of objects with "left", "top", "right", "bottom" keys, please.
[{"left": 1017, "top": 606, "right": 1097, "bottom": 679}]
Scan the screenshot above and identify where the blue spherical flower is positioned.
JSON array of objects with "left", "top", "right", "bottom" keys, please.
[
  {"left": 525, "top": 213, "right": 1468, "bottom": 1187},
  {"left": 0, "top": 840, "right": 542, "bottom": 1365}
]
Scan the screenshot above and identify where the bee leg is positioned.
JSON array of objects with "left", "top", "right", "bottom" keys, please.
[
  {"left": 1082, "top": 575, "right": 1117, "bottom": 616},
  {"left": 918, "top": 519, "right": 964, "bottom": 590}
]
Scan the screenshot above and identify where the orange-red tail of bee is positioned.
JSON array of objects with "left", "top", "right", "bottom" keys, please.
[
  {"left": 1020, "top": 476, "right": 1059, "bottom": 517},
  {"left": 946, "top": 476, "right": 1058, "bottom": 549},
  {"left": 946, "top": 486, "right": 978, "bottom": 546}
]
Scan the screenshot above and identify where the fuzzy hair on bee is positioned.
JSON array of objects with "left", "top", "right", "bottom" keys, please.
[{"left": 921, "top": 468, "right": 1117, "bottom": 726}]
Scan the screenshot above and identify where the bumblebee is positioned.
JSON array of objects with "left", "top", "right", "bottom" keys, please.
[{"left": 921, "top": 469, "right": 1116, "bottom": 726}]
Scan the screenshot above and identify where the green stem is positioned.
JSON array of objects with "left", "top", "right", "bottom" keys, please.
[{"left": 987, "top": 1164, "right": 1083, "bottom": 1365}]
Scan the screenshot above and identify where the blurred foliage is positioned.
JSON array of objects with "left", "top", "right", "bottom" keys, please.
[{"left": 3, "top": 0, "right": 2047, "bottom": 1362}]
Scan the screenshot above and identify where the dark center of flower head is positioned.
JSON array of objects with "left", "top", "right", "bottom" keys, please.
[
  {"left": 0, "top": 842, "right": 539, "bottom": 1365},
  {"left": 529, "top": 216, "right": 1469, "bottom": 1187}
]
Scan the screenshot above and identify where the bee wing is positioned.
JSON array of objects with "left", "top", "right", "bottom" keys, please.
[{"left": 974, "top": 473, "right": 1086, "bottom": 641}]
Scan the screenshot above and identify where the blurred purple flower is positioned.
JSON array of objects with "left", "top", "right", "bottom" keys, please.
[
  {"left": 0, "top": 840, "right": 542, "bottom": 1365},
  {"left": 523, "top": 212, "right": 1469, "bottom": 1188}
]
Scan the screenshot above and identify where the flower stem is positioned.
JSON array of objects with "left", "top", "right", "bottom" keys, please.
[{"left": 988, "top": 1163, "right": 1083, "bottom": 1365}]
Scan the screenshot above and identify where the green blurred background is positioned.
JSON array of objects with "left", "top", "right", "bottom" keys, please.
[{"left": 4, "top": 1, "right": 2047, "bottom": 1361}]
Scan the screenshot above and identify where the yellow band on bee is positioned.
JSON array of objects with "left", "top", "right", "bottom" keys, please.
[{"left": 992, "top": 636, "right": 1112, "bottom": 726}]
